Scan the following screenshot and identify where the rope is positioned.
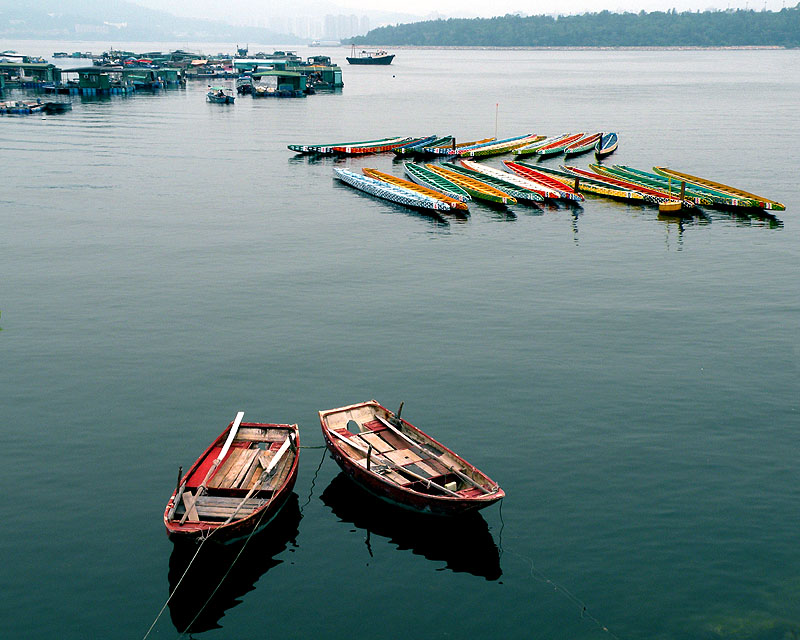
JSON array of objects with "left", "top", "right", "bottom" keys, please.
[
  {"left": 142, "top": 527, "right": 218, "bottom": 640},
  {"left": 176, "top": 490, "right": 279, "bottom": 637},
  {"left": 495, "top": 502, "right": 621, "bottom": 640},
  {"left": 300, "top": 447, "right": 328, "bottom": 514}
]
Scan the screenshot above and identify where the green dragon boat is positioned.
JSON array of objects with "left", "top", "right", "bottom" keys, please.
[
  {"left": 403, "top": 163, "right": 472, "bottom": 202},
  {"left": 592, "top": 164, "right": 758, "bottom": 209}
]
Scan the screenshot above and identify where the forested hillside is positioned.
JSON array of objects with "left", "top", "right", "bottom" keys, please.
[{"left": 349, "top": 6, "right": 800, "bottom": 47}]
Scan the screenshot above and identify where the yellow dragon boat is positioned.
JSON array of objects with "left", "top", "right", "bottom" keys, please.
[
  {"left": 653, "top": 167, "right": 785, "bottom": 211},
  {"left": 362, "top": 168, "right": 469, "bottom": 212}
]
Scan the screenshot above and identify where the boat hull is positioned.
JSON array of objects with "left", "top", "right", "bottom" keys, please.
[
  {"left": 319, "top": 400, "right": 504, "bottom": 516},
  {"left": 164, "top": 421, "right": 299, "bottom": 542},
  {"left": 346, "top": 55, "right": 395, "bottom": 65}
]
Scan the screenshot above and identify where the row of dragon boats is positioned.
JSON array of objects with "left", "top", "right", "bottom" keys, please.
[
  {"left": 164, "top": 400, "right": 504, "bottom": 541},
  {"left": 289, "top": 131, "right": 618, "bottom": 159},
  {"left": 289, "top": 133, "right": 785, "bottom": 214}
]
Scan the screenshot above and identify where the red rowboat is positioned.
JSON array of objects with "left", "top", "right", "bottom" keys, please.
[
  {"left": 164, "top": 413, "right": 299, "bottom": 541},
  {"left": 319, "top": 400, "right": 504, "bottom": 516}
]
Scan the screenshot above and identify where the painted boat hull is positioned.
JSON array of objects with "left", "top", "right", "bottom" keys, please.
[
  {"left": 363, "top": 168, "right": 469, "bottom": 212},
  {"left": 319, "top": 400, "right": 504, "bottom": 516},
  {"left": 426, "top": 165, "right": 517, "bottom": 205},
  {"left": 444, "top": 162, "right": 544, "bottom": 202},
  {"left": 347, "top": 54, "right": 395, "bottom": 65},
  {"left": 164, "top": 421, "right": 299, "bottom": 542},
  {"left": 288, "top": 136, "right": 407, "bottom": 155},
  {"left": 403, "top": 163, "right": 472, "bottom": 203},
  {"left": 335, "top": 168, "right": 451, "bottom": 212},
  {"left": 652, "top": 166, "right": 785, "bottom": 211},
  {"left": 595, "top": 132, "right": 618, "bottom": 158}
]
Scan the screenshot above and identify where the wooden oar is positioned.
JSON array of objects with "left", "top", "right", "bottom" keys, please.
[
  {"left": 179, "top": 411, "right": 245, "bottom": 524},
  {"left": 375, "top": 414, "right": 495, "bottom": 494},
  {"left": 223, "top": 432, "right": 296, "bottom": 525},
  {"left": 328, "top": 428, "right": 460, "bottom": 497}
]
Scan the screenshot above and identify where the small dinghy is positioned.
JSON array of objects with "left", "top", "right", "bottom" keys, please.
[
  {"left": 164, "top": 413, "right": 299, "bottom": 541},
  {"left": 319, "top": 400, "right": 504, "bottom": 516}
]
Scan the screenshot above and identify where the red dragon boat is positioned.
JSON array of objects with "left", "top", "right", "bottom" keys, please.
[
  {"left": 164, "top": 413, "right": 299, "bottom": 541},
  {"left": 319, "top": 400, "right": 504, "bottom": 516}
]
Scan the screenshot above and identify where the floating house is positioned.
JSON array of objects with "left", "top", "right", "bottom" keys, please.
[
  {"left": 251, "top": 70, "right": 310, "bottom": 97},
  {"left": 0, "top": 62, "right": 62, "bottom": 87}
]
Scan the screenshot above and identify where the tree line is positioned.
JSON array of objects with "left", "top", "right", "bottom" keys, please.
[{"left": 347, "top": 6, "right": 800, "bottom": 47}]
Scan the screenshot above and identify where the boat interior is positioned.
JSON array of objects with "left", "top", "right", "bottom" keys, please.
[
  {"left": 323, "top": 405, "right": 488, "bottom": 498},
  {"left": 171, "top": 425, "right": 296, "bottom": 523}
]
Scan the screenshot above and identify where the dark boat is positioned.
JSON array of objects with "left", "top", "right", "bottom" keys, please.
[
  {"left": 595, "top": 132, "right": 618, "bottom": 158},
  {"left": 42, "top": 101, "right": 72, "bottom": 114},
  {"left": 164, "top": 412, "right": 299, "bottom": 541},
  {"left": 319, "top": 400, "right": 504, "bottom": 516},
  {"left": 346, "top": 45, "right": 394, "bottom": 65}
]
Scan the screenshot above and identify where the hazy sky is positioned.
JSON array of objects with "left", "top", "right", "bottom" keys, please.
[{"left": 133, "top": 0, "right": 791, "bottom": 20}]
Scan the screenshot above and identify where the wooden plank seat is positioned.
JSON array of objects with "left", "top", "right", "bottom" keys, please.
[{"left": 174, "top": 494, "right": 271, "bottom": 521}]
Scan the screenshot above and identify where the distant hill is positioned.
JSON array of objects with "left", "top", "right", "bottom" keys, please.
[
  {"left": 0, "top": 0, "right": 301, "bottom": 43},
  {"left": 348, "top": 6, "right": 800, "bottom": 48}
]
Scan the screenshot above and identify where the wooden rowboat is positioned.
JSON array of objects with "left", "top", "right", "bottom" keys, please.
[
  {"left": 403, "top": 163, "right": 472, "bottom": 202},
  {"left": 334, "top": 168, "right": 451, "bottom": 212},
  {"left": 442, "top": 162, "right": 544, "bottom": 203},
  {"left": 164, "top": 413, "right": 299, "bottom": 541},
  {"left": 563, "top": 132, "right": 602, "bottom": 157},
  {"left": 362, "top": 168, "right": 469, "bottom": 212},
  {"left": 652, "top": 167, "right": 785, "bottom": 211},
  {"left": 594, "top": 132, "right": 618, "bottom": 158},
  {"left": 502, "top": 161, "right": 584, "bottom": 201},
  {"left": 319, "top": 400, "right": 504, "bottom": 516},
  {"left": 425, "top": 164, "right": 518, "bottom": 205},
  {"left": 288, "top": 136, "right": 408, "bottom": 155}
]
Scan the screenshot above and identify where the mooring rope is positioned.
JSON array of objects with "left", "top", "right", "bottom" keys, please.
[
  {"left": 300, "top": 447, "right": 328, "bottom": 514},
  {"left": 141, "top": 527, "right": 218, "bottom": 640},
  {"left": 495, "top": 502, "right": 621, "bottom": 640},
  {"left": 175, "top": 490, "right": 279, "bottom": 638}
]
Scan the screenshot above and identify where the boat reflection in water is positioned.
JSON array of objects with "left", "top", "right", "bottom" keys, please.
[
  {"left": 320, "top": 472, "right": 502, "bottom": 580},
  {"left": 167, "top": 492, "right": 301, "bottom": 634}
]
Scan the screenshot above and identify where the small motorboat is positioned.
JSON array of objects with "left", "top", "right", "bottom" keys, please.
[
  {"left": 164, "top": 413, "right": 299, "bottom": 541},
  {"left": 206, "top": 87, "right": 235, "bottom": 104},
  {"left": 346, "top": 45, "right": 395, "bottom": 65},
  {"left": 319, "top": 400, "right": 504, "bottom": 516}
]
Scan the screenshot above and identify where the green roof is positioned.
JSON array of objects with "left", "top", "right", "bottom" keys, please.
[{"left": 252, "top": 70, "right": 302, "bottom": 78}]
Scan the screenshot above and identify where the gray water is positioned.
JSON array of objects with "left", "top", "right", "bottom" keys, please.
[{"left": 1, "top": 42, "right": 798, "bottom": 639}]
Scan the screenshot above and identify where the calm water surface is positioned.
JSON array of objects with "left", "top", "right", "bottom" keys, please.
[{"left": 1, "top": 42, "right": 798, "bottom": 639}]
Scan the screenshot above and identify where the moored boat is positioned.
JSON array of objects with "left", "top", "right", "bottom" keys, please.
[
  {"left": 334, "top": 168, "right": 451, "bottom": 212},
  {"left": 206, "top": 87, "right": 234, "bottom": 104},
  {"left": 502, "top": 161, "right": 584, "bottom": 201},
  {"left": 565, "top": 165, "right": 700, "bottom": 208},
  {"left": 458, "top": 133, "right": 544, "bottom": 158},
  {"left": 442, "top": 162, "right": 544, "bottom": 203},
  {"left": 592, "top": 164, "right": 750, "bottom": 208},
  {"left": 403, "top": 163, "right": 472, "bottom": 203},
  {"left": 652, "top": 166, "right": 785, "bottom": 211},
  {"left": 534, "top": 132, "right": 585, "bottom": 157},
  {"left": 331, "top": 136, "right": 417, "bottom": 155},
  {"left": 594, "top": 132, "right": 618, "bottom": 158},
  {"left": 425, "top": 164, "right": 517, "bottom": 205},
  {"left": 392, "top": 135, "right": 439, "bottom": 156},
  {"left": 164, "top": 413, "right": 299, "bottom": 541},
  {"left": 514, "top": 163, "right": 650, "bottom": 203},
  {"left": 563, "top": 132, "right": 602, "bottom": 157},
  {"left": 362, "top": 168, "right": 469, "bottom": 212},
  {"left": 421, "top": 136, "right": 496, "bottom": 156},
  {"left": 319, "top": 400, "right": 504, "bottom": 516},
  {"left": 463, "top": 160, "right": 582, "bottom": 201},
  {"left": 512, "top": 133, "right": 572, "bottom": 158},
  {"left": 289, "top": 136, "right": 407, "bottom": 155},
  {"left": 346, "top": 46, "right": 395, "bottom": 65}
]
